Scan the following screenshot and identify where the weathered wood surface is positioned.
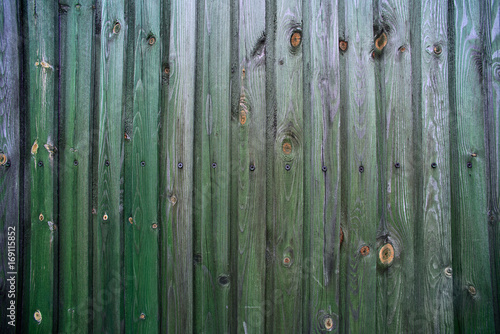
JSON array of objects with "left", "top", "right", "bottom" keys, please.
[
  {"left": 124, "top": 0, "right": 161, "bottom": 333},
  {"left": 418, "top": 0, "right": 454, "bottom": 331},
  {"left": 303, "top": 0, "right": 341, "bottom": 332},
  {"left": 450, "top": 0, "right": 496, "bottom": 332},
  {"left": 234, "top": 0, "right": 267, "bottom": 333},
  {"left": 0, "top": 1, "right": 20, "bottom": 333},
  {"left": 25, "top": 0, "right": 58, "bottom": 332},
  {"left": 0, "top": 0, "right": 499, "bottom": 333},
  {"left": 376, "top": 0, "right": 416, "bottom": 332},
  {"left": 193, "top": 0, "right": 231, "bottom": 332},
  {"left": 94, "top": 0, "right": 125, "bottom": 333},
  {"left": 58, "top": 1, "right": 94, "bottom": 333},
  {"left": 160, "top": 0, "right": 195, "bottom": 332},
  {"left": 341, "top": 0, "right": 378, "bottom": 332}
]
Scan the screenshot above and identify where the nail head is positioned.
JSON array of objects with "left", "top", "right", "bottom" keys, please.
[
  {"left": 322, "top": 166, "right": 327, "bottom": 172},
  {"left": 431, "top": 162, "right": 437, "bottom": 168},
  {"left": 38, "top": 161, "right": 44, "bottom": 167},
  {"left": 394, "top": 162, "right": 400, "bottom": 168},
  {"left": 141, "top": 161, "right": 146, "bottom": 167},
  {"left": 285, "top": 164, "right": 291, "bottom": 171},
  {"left": 249, "top": 164, "right": 255, "bottom": 171},
  {"left": 212, "top": 162, "right": 217, "bottom": 169},
  {"left": 467, "top": 162, "right": 472, "bottom": 168},
  {"left": 74, "top": 160, "right": 79, "bottom": 166},
  {"left": 105, "top": 160, "right": 110, "bottom": 167},
  {"left": 177, "top": 162, "right": 183, "bottom": 169},
  {"left": 359, "top": 165, "right": 364, "bottom": 173}
]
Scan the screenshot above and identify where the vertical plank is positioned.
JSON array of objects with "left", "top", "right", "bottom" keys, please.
[
  {"left": 450, "top": 0, "right": 496, "bottom": 331},
  {"left": 302, "top": 0, "right": 341, "bottom": 332},
  {"left": 482, "top": 0, "right": 500, "bottom": 329},
  {"left": 94, "top": 0, "right": 125, "bottom": 332},
  {"left": 269, "top": 0, "right": 303, "bottom": 332},
  {"left": 124, "top": 0, "right": 161, "bottom": 333},
  {"left": 0, "top": 0, "right": 20, "bottom": 332},
  {"left": 25, "top": 0, "right": 58, "bottom": 332},
  {"left": 342, "top": 0, "right": 377, "bottom": 332},
  {"left": 160, "top": 0, "right": 195, "bottom": 331},
  {"left": 58, "top": 1, "right": 94, "bottom": 333},
  {"left": 376, "top": 0, "right": 416, "bottom": 332},
  {"left": 418, "top": 0, "right": 454, "bottom": 331},
  {"left": 193, "top": 0, "right": 231, "bottom": 332},
  {"left": 235, "top": 0, "right": 266, "bottom": 332}
]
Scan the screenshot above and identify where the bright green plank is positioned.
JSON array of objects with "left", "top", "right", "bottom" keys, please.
[
  {"left": 270, "top": 0, "right": 304, "bottom": 332},
  {"left": 26, "top": 0, "right": 58, "bottom": 332},
  {"left": 0, "top": 0, "right": 20, "bottom": 332},
  {"left": 161, "top": 0, "right": 195, "bottom": 331},
  {"left": 193, "top": 0, "right": 231, "bottom": 332},
  {"left": 235, "top": 0, "right": 266, "bottom": 332},
  {"left": 58, "top": 1, "right": 94, "bottom": 333},
  {"left": 377, "top": 0, "right": 416, "bottom": 332},
  {"left": 342, "top": 0, "right": 377, "bottom": 332},
  {"left": 94, "top": 0, "right": 125, "bottom": 332},
  {"left": 124, "top": 0, "right": 161, "bottom": 333},
  {"left": 418, "top": 0, "right": 454, "bottom": 331},
  {"left": 450, "top": 0, "right": 495, "bottom": 331},
  {"left": 302, "top": 0, "right": 341, "bottom": 332}
]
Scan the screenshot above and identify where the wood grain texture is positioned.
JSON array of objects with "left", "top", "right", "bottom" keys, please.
[
  {"left": 160, "top": 0, "right": 195, "bottom": 331},
  {"left": 0, "top": 0, "right": 20, "bottom": 332},
  {"left": 450, "top": 0, "right": 495, "bottom": 332},
  {"left": 25, "top": 0, "right": 58, "bottom": 332},
  {"left": 58, "top": 1, "right": 94, "bottom": 333},
  {"left": 234, "top": 0, "right": 267, "bottom": 333},
  {"left": 124, "top": 0, "right": 160, "bottom": 333},
  {"left": 342, "top": 0, "right": 378, "bottom": 332},
  {"left": 268, "top": 0, "right": 304, "bottom": 332},
  {"left": 419, "top": 0, "right": 454, "bottom": 331},
  {"left": 193, "top": 0, "right": 231, "bottom": 332},
  {"left": 94, "top": 1, "right": 125, "bottom": 332},
  {"left": 302, "top": 0, "right": 341, "bottom": 332},
  {"left": 376, "top": 0, "right": 417, "bottom": 332}
]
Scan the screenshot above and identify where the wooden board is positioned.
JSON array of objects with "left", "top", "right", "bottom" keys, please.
[
  {"left": 234, "top": 0, "right": 267, "bottom": 332},
  {"left": 0, "top": 1, "right": 20, "bottom": 332},
  {"left": 450, "top": 0, "right": 495, "bottom": 331},
  {"left": 58, "top": 1, "right": 94, "bottom": 333},
  {"left": 123, "top": 0, "right": 161, "bottom": 333},
  {"left": 341, "top": 0, "right": 378, "bottom": 332},
  {"left": 160, "top": 0, "right": 196, "bottom": 331},
  {"left": 268, "top": 0, "right": 304, "bottom": 332},
  {"left": 193, "top": 0, "right": 231, "bottom": 332},
  {"left": 25, "top": 0, "right": 58, "bottom": 332},
  {"left": 418, "top": 0, "right": 454, "bottom": 331},
  {"left": 375, "top": 0, "right": 416, "bottom": 332},
  {"left": 94, "top": 0, "right": 125, "bottom": 332},
  {"left": 302, "top": 0, "right": 341, "bottom": 332}
]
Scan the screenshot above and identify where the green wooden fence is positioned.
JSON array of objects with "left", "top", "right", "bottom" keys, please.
[{"left": 1, "top": 0, "right": 499, "bottom": 333}]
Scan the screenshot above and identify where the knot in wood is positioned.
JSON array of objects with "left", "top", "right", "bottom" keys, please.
[
  {"left": 128, "top": 217, "right": 133, "bottom": 224},
  {"left": 324, "top": 317, "right": 334, "bottom": 331},
  {"left": 379, "top": 244, "right": 394, "bottom": 265},
  {"left": 148, "top": 36, "right": 156, "bottom": 46},
  {"left": 39, "top": 213, "right": 44, "bottom": 221},
  {"left": 282, "top": 142, "right": 292, "bottom": 155},
  {"left": 0, "top": 154, "right": 7, "bottom": 165},
  {"left": 360, "top": 245, "right": 370, "bottom": 256},
  {"left": 375, "top": 32, "right": 387, "bottom": 51},
  {"left": 139, "top": 313, "right": 146, "bottom": 320},
  {"left": 339, "top": 40, "right": 348, "bottom": 51},
  {"left": 152, "top": 223, "right": 158, "bottom": 229},
  {"left": 433, "top": 44, "right": 442, "bottom": 55},
  {"left": 468, "top": 285, "right": 476, "bottom": 296},
  {"left": 290, "top": 31, "right": 302, "bottom": 48},
  {"left": 113, "top": 22, "right": 121, "bottom": 34},
  {"left": 34, "top": 310, "right": 42, "bottom": 323}
]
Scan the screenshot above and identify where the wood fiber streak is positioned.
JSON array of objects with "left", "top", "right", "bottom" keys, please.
[
  {"left": 162, "top": 0, "right": 195, "bottom": 332},
  {"left": 303, "top": 0, "right": 341, "bottom": 333},
  {"left": 269, "top": 0, "right": 303, "bottom": 332},
  {"left": 94, "top": 1, "right": 125, "bottom": 332},
  {"left": 0, "top": 1, "right": 20, "bottom": 333},
  {"left": 376, "top": 0, "right": 416, "bottom": 332},
  {"left": 419, "top": 0, "right": 453, "bottom": 332},
  {"left": 235, "top": 0, "right": 266, "bottom": 333},
  {"left": 194, "top": 0, "right": 231, "bottom": 332},
  {"left": 58, "top": 1, "right": 94, "bottom": 333},
  {"left": 451, "top": 0, "right": 495, "bottom": 332},
  {"left": 124, "top": 0, "right": 160, "bottom": 333},
  {"left": 26, "top": 0, "right": 58, "bottom": 332},
  {"left": 343, "top": 0, "right": 378, "bottom": 332}
]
